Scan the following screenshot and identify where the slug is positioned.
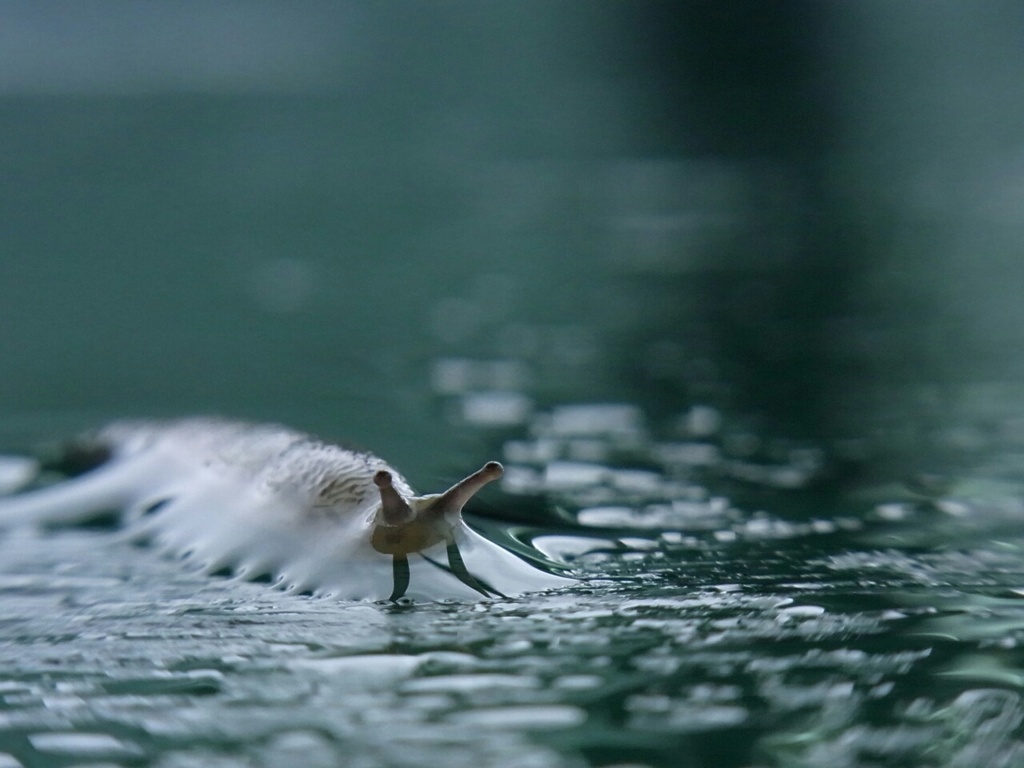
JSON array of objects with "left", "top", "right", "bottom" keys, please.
[{"left": 0, "top": 418, "right": 568, "bottom": 601}]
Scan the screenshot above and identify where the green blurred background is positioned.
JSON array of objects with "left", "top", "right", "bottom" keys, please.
[{"left": 2, "top": 0, "right": 1024, "bottom": 476}]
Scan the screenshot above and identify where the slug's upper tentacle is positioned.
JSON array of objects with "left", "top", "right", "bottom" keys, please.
[
  {"left": 389, "top": 555, "right": 411, "bottom": 602},
  {"left": 425, "top": 462, "right": 504, "bottom": 518},
  {"left": 373, "top": 470, "right": 414, "bottom": 525}
]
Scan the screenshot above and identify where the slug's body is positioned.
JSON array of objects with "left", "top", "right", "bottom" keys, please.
[{"left": 0, "top": 418, "right": 567, "bottom": 601}]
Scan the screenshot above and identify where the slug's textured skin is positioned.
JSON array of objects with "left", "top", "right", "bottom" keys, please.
[{"left": 0, "top": 418, "right": 567, "bottom": 602}]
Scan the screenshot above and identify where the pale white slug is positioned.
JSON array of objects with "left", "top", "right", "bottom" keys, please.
[{"left": 0, "top": 418, "right": 569, "bottom": 601}]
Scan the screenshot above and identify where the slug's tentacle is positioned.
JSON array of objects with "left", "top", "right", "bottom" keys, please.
[
  {"left": 445, "top": 539, "right": 505, "bottom": 598},
  {"left": 390, "top": 555, "right": 410, "bottom": 601},
  {"left": 373, "top": 471, "right": 414, "bottom": 525},
  {"left": 424, "top": 462, "right": 504, "bottom": 518}
]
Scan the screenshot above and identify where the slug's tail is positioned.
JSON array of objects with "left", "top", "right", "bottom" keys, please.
[{"left": 0, "top": 457, "right": 142, "bottom": 527}]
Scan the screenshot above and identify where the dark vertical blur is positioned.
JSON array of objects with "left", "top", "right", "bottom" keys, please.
[
  {"left": 608, "top": 1, "right": 1024, "bottom": 455},
  {"left": 610, "top": 1, "right": 857, "bottom": 437}
]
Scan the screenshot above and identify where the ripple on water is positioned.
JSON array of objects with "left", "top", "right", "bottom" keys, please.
[
  {"left": 286, "top": 653, "right": 423, "bottom": 687},
  {"left": 401, "top": 673, "right": 540, "bottom": 695},
  {"left": 27, "top": 733, "right": 143, "bottom": 758},
  {"left": 544, "top": 404, "right": 646, "bottom": 440},
  {"left": 628, "top": 700, "right": 748, "bottom": 733},
  {"left": 445, "top": 704, "right": 587, "bottom": 730},
  {"left": 530, "top": 535, "right": 619, "bottom": 563},
  {"left": 261, "top": 730, "right": 338, "bottom": 768}
]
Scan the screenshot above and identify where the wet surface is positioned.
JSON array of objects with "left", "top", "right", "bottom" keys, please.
[{"left": 5, "top": 395, "right": 1024, "bottom": 768}]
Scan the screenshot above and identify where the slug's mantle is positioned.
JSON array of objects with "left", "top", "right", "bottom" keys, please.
[{"left": 0, "top": 418, "right": 568, "bottom": 602}]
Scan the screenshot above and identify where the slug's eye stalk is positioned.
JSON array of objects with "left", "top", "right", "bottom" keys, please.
[
  {"left": 424, "top": 461, "right": 504, "bottom": 518},
  {"left": 373, "top": 470, "right": 414, "bottom": 526}
]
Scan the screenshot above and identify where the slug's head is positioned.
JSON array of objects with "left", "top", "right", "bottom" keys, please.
[{"left": 370, "top": 461, "right": 504, "bottom": 556}]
